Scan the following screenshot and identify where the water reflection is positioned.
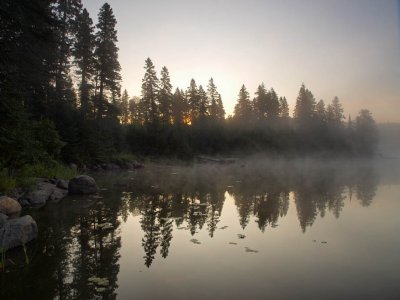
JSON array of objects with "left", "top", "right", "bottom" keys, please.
[
  {"left": 0, "top": 160, "right": 391, "bottom": 299},
  {"left": 115, "top": 160, "right": 380, "bottom": 266}
]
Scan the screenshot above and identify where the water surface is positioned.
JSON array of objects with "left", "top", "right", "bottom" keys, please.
[{"left": 1, "top": 159, "right": 400, "bottom": 299}]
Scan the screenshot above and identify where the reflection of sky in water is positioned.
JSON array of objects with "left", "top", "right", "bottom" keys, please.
[
  {"left": 2, "top": 162, "right": 400, "bottom": 299},
  {"left": 117, "top": 182, "right": 400, "bottom": 300}
]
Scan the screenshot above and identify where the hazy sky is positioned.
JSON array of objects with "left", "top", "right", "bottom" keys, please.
[{"left": 83, "top": 0, "right": 400, "bottom": 122}]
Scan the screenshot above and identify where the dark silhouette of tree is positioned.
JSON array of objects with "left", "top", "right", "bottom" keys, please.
[
  {"left": 294, "top": 83, "right": 316, "bottom": 126},
  {"left": 279, "top": 96, "right": 290, "bottom": 120},
  {"left": 74, "top": 8, "right": 95, "bottom": 118},
  {"left": 234, "top": 84, "right": 253, "bottom": 121},
  {"left": 187, "top": 79, "right": 201, "bottom": 124},
  {"left": 327, "top": 96, "right": 345, "bottom": 125},
  {"left": 355, "top": 109, "right": 379, "bottom": 155},
  {"left": 315, "top": 99, "right": 327, "bottom": 124},
  {"left": 159, "top": 66, "right": 173, "bottom": 124},
  {"left": 198, "top": 85, "right": 209, "bottom": 121},
  {"left": 207, "top": 78, "right": 225, "bottom": 120},
  {"left": 94, "top": 2, "right": 121, "bottom": 118},
  {"left": 120, "top": 89, "right": 130, "bottom": 124},
  {"left": 140, "top": 58, "right": 159, "bottom": 124}
]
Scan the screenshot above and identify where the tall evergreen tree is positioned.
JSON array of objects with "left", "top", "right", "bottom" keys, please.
[
  {"left": 254, "top": 83, "right": 268, "bottom": 120},
  {"left": 51, "top": 0, "right": 82, "bottom": 103},
  {"left": 198, "top": 85, "right": 209, "bottom": 120},
  {"left": 326, "top": 96, "right": 345, "bottom": 125},
  {"left": 187, "top": 79, "right": 200, "bottom": 124},
  {"left": 159, "top": 66, "right": 173, "bottom": 124},
  {"left": 294, "top": 84, "right": 316, "bottom": 125},
  {"left": 267, "top": 88, "right": 280, "bottom": 120},
  {"left": 279, "top": 96, "right": 289, "bottom": 119},
  {"left": 207, "top": 78, "right": 224, "bottom": 120},
  {"left": 234, "top": 85, "right": 253, "bottom": 121},
  {"left": 140, "top": 58, "right": 159, "bottom": 123},
  {"left": 315, "top": 99, "right": 327, "bottom": 123},
  {"left": 172, "top": 88, "right": 186, "bottom": 125},
  {"left": 120, "top": 89, "right": 129, "bottom": 124},
  {"left": 94, "top": 2, "right": 121, "bottom": 118},
  {"left": 74, "top": 7, "right": 95, "bottom": 118}
]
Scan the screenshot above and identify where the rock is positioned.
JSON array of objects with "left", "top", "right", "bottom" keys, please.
[
  {"left": 19, "top": 181, "right": 68, "bottom": 207},
  {"left": 69, "top": 163, "right": 78, "bottom": 170},
  {"left": 0, "top": 213, "right": 8, "bottom": 227},
  {"left": 0, "top": 196, "right": 22, "bottom": 216},
  {"left": 0, "top": 215, "right": 38, "bottom": 250},
  {"left": 56, "top": 179, "right": 69, "bottom": 190},
  {"left": 68, "top": 175, "right": 99, "bottom": 194}
]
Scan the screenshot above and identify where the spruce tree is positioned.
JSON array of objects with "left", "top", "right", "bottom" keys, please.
[
  {"left": 140, "top": 58, "right": 159, "bottom": 123},
  {"left": 94, "top": 2, "right": 121, "bottom": 118},
  {"left": 279, "top": 97, "right": 289, "bottom": 119},
  {"left": 207, "top": 78, "right": 224, "bottom": 120},
  {"left": 234, "top": 85, "right": 253, "bottom": 121},
  {"left": 326, "top": 96, "right": 345, "bottom": 125},
  {"left": 120, "top": 89, "right": 129, "bottom": 124},
  {"left": 74, "top": 7, "right": 95, "bottom": 118},
  {"left": 187, "top": 79, "right": 200, "bottom": 124},
  {"left": 159, "top": 66, "right": 173, "bottom": 124},
  {"left": 294, "top": 84, "right": 316, "bottom": 126},
  {"left": 254, "top": 83, "right": 268, "bottom": 120},
  {"left": 315, "top": 99, "right": 327, "bottom": 123},
  {"left": 267, "top": 88, "right": 280, "bottom": 120},
  {"left": 198, "top": 85, "right": 209, "bottom": 120}
]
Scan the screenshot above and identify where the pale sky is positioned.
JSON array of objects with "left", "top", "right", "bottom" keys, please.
[{"left": 83, "top": 0, "right": 400, "bottom": 122}]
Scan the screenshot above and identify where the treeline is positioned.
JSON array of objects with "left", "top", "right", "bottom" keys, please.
[
  {"left": 125, "top": 63, "right": 379, "bottom": 157},
  {"left": 0, "top": 1, "right": 379, "bottom": 175}
]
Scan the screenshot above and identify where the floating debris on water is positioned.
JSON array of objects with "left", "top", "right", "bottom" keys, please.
[
  {"left": 312, "top": 240, "right": 317, "bottom": 242},
  {"left": 227, "top": 185, "right": 233, "bottom": 188},
  {"left": 91, "top": 195, "right": 103, "bottom": 199},
  {"left": 97, "top": 222, "right": 114, "bottom": 230},
  {"left": 245, "top": 247, "right": 259, "bottom": 253},
  {"left": 88, "top": 276, "right": 109, "bottom": 287},
  {"left": 177, "top": 227, "right": 189, "bottom": 230},
  {"left": 190, "top": 239, "right": 201, "bottom": 245},
  {"left": 171, "top": 172, "right": 177, "bottom": 175},
  {"left": 237, "top": 234, "right": 246, "bottom": 239},
  {"left": 220, "top": 226, "right": 229, "bottom": 229},
  {"left": 321, "top": 241, "right": 328, "bottom": 244},
  {"left": 271, "top": 224, "right": 279, "bottom": 228},
  {"left": 229, "top": 242, "right": 237, "bottom": 245}
]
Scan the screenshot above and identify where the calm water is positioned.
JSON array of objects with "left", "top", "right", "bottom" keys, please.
[{"left": 1, "top": 159, "right": 400, "bottom": 300}]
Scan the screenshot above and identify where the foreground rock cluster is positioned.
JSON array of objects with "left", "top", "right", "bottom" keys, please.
[{"left": 1, "top": 174, "right": 99, "bottom": 251}]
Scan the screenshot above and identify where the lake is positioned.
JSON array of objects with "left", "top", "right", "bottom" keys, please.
[{"left": 1, "top": 158, "right": 400, "bottom": 299}]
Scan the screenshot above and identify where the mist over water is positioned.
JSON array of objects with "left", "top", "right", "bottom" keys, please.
[{"left": 2, "top": 158, "right": 400, "bottom": 299}]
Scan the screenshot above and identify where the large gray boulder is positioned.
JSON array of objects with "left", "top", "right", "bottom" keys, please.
[
  {"left": 68, "top": 175, "right": 99, "bottom": 194},
  {"left": 0, "top": 215, "right": 38, "bottom": 250},
  {"left": 0, "top": 196, "right": 22, "bottom": 216},
  {"left": 19, "top": 181, "right": 68, "bottom": 207},
  {"left": 0, "top": 213, "right": 8, "bottom": 227}
]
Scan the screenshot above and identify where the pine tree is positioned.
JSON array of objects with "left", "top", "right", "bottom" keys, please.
[
  {"left": 94, "top": 2, "right": 121, "bottom": 118},
  {"left": 294, "top": 84, "right": 316, "bottom": 125},
  {"left": 187, "top": 79, "right": 200, "bottom": 124},
  {"left": 315, "top": 99, "right": 327, "bottom": 123},
  {"left": 74, "top": 7, "right": 95, "bottom": 118},
  {"left": 267, "top": 88, "right": 280, "bottom": 120},
  {"left": 207, "top": 78, "right": 224, "bottom": 120},
  {"left": 159, "top": 66, "right": 173, "bottom": 124},
  {"left": 254, "top": 83, "right": 268, "bottom": 120},
  {"left": 198, "top": 85, "right": 209, "bottom": 120},
  {"left": 279, "top": 97, "right": 289, "bottom": 119},
  {"left": 51, "top": 0, "right": 82, "bottom": 103},
  {"left": 326, "top": 96, "right": 345, "bottom": 125},
  {"left": 234, "top": 85, "right": 253, "bottom": 121},
  {"left": 140, "top": 58, "right": 159, "bottom": 123},
  {"left": 172, "top": 88, "right": 185, "bottom": 125},
  {"left": 120, "top": 89, "right": 129, "bottom": 124}
]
